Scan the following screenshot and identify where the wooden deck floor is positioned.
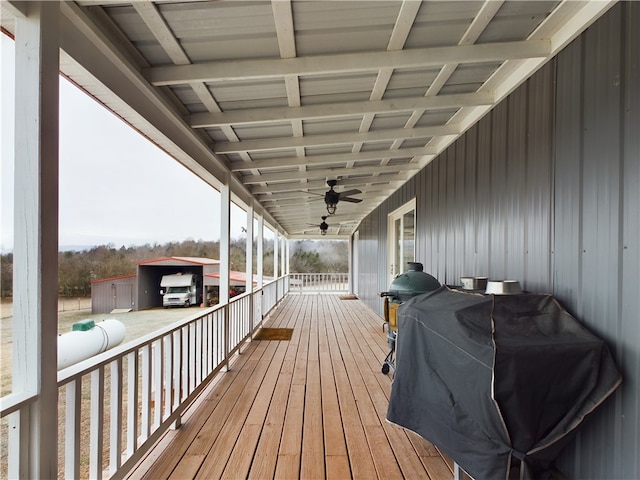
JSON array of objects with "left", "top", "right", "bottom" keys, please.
[{"left": 127, "top": 294, "right": 453, "bottom": 480}]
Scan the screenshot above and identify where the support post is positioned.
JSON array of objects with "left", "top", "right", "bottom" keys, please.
[
  {"left": 273, "top": 230, "right": 279, "bottom": 279},
  {"left": 246, "top": 202, "right": 254, "bottom": 335},
  {"left": 256, "top": 215, "right": 264, "bottom": 287},
  {"left": 11, "top": 2, "right": 60, "bottom": 478},
  {"left": 348, "top": 233, "right": 354, "bottom": 294},
  {"left": 219, "top": 176, "right": 230, "bottom": 371},
  {"left": 285, "top": 236, "right": 290, "bottom": 281},
  {"left": 282, "top": 233, "right": 288, "bottom": 277},
  {"left": 257, "top": 215, "right": 264, "bottom": 319}
]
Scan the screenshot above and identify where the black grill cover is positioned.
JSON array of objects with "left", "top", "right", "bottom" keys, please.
[{"left": 386, "top": 286, "right": 621, "bottom": 480}]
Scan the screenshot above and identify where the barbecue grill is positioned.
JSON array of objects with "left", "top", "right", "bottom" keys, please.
[
  {"left": 379, "top": 262, "right": 440, "bottom": 374},
  {"left": 386, "top": 287, "right": 622, "bottom": 479}
]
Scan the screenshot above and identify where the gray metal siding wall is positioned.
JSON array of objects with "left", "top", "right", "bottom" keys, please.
[
  {"left": 410, "top": 61, "right": 555, "bottom": 293},
  {"left": 356, "top": 3, "right": 638, "bottom": 477},
  {"left": 553, "top": 3, "right": 639, "bottom": 478},
  {"left": 358, "top": 58, "right": 556, "bottom": 312}
]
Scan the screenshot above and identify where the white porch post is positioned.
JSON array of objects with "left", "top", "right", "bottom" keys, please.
[
  {"left": 245, "top": 202, "right": 254, "bottom": 332},
  {"left": 273, "top": 230, "right": 279, "bottom": 279},
  {"left": 219, "top": 176, "right": 230, "bottom": 369},
  {"left": 219, "top": 178, "right": 230, "bottom": 304},
  {"left": 285, "top": 237, "right": 290, "bottom": 276},
  {"left": 282, "top": 233, "right": 287, "bottom": 277},
  {"left": 256, "top": 215, "right": 264, "bottom": 320},
  {"left": 11, "top": 2, "right": 60, "bottom": 478},
  {"left": 257, "top": 215, "right": 264, "bottom": 287},
  {"left": 273, "top": 231, "right": 279, "bottom": 299},
  {"left": 352, "top": 231, "right": 359, "bottom": 295},
  {"left": 348, "top": 234, "right": 354, "bottom": 294}
]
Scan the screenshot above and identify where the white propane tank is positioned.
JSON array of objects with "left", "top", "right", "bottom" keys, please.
[{"left": 57, "top": 318, "right": 126, "bottom": 370}]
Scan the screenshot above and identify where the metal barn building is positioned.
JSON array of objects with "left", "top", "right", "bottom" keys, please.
[
  {"left": 90, "top": 274, "right": 137, "bottom": 314},
  {"left": 90, "top": 257, "right": 259, "bottom": 313},
  {"left": 90, "top": 257, "right": 222, "bottom": 313},
  {"left": 136, "top": 256, "right": 220, "bottom": 310}
]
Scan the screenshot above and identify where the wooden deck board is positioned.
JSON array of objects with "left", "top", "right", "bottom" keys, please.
[{"left": 126, "top": 294, "right": 453, "bottom": 480}]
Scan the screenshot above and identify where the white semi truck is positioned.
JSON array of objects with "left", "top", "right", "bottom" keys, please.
[{"left": 161, "top": 273, "right": 198, "bottom": 307}]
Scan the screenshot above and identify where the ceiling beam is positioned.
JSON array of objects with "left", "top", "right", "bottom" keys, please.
[
  {"left": 250, "top": 174, "right": 402, "bottom": 194},
  {"left": 240, "top": 162, "right": 420, "bottom": 185},
  {"left": 4, "top": 1, "right": 28, "bottom": 17},
  {"left": 263, "top": 190, "right": 390, "bottom": 209},
  {"left": 269, "top": 209, "right": 366, "bottom": 221},
  {"left": 259, "top": 185, "right": 396, "bottom": 203},
  {"left": 425, "top": 1, "right": 504, "bottom": 97},
  {"left": 145, "top": 40, "right": 550, "bottom": 86},
  {"left": 190, "top": 92, "right": 493, "bottom": 127},
  {"left": 272, "top": 0, "right": 295, "bottom": 59},
  {"left": 213, "top": 124, "right": 458, "bottom": 154},
  {"left": 230, "top": 145, "right": 438, "bottom": 171},
  {"left": 288, "top": 233, "right": 351, "bottom": 240},
  {"left": 133, "top": 2, "right": 188, "bottom": 65}
]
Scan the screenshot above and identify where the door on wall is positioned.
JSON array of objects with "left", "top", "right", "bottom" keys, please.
[
  {"left": 388, "top": 199, "right": 416, "bottom": 287},
  {"left": 114, "top": 284, "right": 133, "bottom": 310}
]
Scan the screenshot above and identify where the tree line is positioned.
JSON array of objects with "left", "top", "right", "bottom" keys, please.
[{"left": 0, "top": 239, "right": 347, "bottom": 297}]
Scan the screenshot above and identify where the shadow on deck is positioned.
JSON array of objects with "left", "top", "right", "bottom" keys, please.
[{"left": 126, "top": 294, "right": 453, "bottom": 479}]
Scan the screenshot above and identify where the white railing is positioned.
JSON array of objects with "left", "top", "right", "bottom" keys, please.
[
  {"left": 1, "top": 276, "right": 289, "bottom": 479},
  {"left": 288, "top": 272, "right": 348, "bottom": 293}
]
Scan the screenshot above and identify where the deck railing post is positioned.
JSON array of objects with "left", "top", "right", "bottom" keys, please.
[
  {"left": 6, "top": 408, "right": 28, "bottom": 479},
  {"left": 89, "top": 367, "right": 105, "bottom": 480},
  {"left": 126, "top": 351, "right": 139, "bottom": 456},
  {"left": 65, "top": 379, "right": 82, "bottom": 478},
  {"left": 170, "top": 330, "right": 181, "bottom": 430},
  {"left": 248, "top": 291, "right": 254, "bottom": 339},
  {"left": 109, "top": 358, "right": 123, "bottom": 475},
  {"left": 223, "top": 305, "right": 230, "bottom": 372}
]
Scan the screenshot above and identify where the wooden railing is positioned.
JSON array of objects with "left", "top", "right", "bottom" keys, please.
[
  {"left": 288, "top": 272, "right": 349, "bottom": 293},
  {"left": 1, "top": 276, "right": 289, "bottom": 479}
]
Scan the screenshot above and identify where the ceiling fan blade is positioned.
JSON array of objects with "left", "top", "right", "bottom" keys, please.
[
  {"left": 338, "top": 189, "right": 362, "bottom": 198},
  {"left": 340, "top": 196, "right": 363, "bottom": 203}
]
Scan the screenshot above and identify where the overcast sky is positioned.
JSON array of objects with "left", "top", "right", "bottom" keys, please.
[{"left": 1, "top": 34, "right": 253, "bottom": 253}]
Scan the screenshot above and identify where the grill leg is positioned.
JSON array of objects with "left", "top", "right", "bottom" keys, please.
[
  {"left": 454, "top": 463, "right": 474, "bottom": 480},
  {"left": 381, "top": 332, "right": 396, "bottom": 375},
  {"left": 381, "top": 349, "right": 395, "bottom": 374}
]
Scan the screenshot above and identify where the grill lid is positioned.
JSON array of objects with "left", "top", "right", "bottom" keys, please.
[{"left": 388, "top": 263, "right": 440, "bottom": 301}]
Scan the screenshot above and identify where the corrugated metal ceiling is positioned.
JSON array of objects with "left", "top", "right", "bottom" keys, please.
[{"left": 1, "top": 0, "right": 616, "bottom": 237}]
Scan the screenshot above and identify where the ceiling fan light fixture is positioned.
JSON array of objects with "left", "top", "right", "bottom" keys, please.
[
  {"left": 326, "top": 203, "right": 337, "bottom": 215},
  {"left": 320, "top": 228, "right": 327, "bottom": 236}
]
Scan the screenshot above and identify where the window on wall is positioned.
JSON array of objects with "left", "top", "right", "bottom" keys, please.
[{"left": 388, "top": 199, "right": 416, "bottom": 283}]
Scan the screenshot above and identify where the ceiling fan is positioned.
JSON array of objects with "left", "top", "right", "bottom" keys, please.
[
  {"left": 322, "top": 179, "right": 362, "bottom": 215},
  {"left": 306, "top": 216, "right": 330, "bottom": 236}
]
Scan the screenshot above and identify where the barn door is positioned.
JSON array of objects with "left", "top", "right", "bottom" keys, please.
[{"left": 115, "top": 284, "right": 133, "bottom": 310}]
